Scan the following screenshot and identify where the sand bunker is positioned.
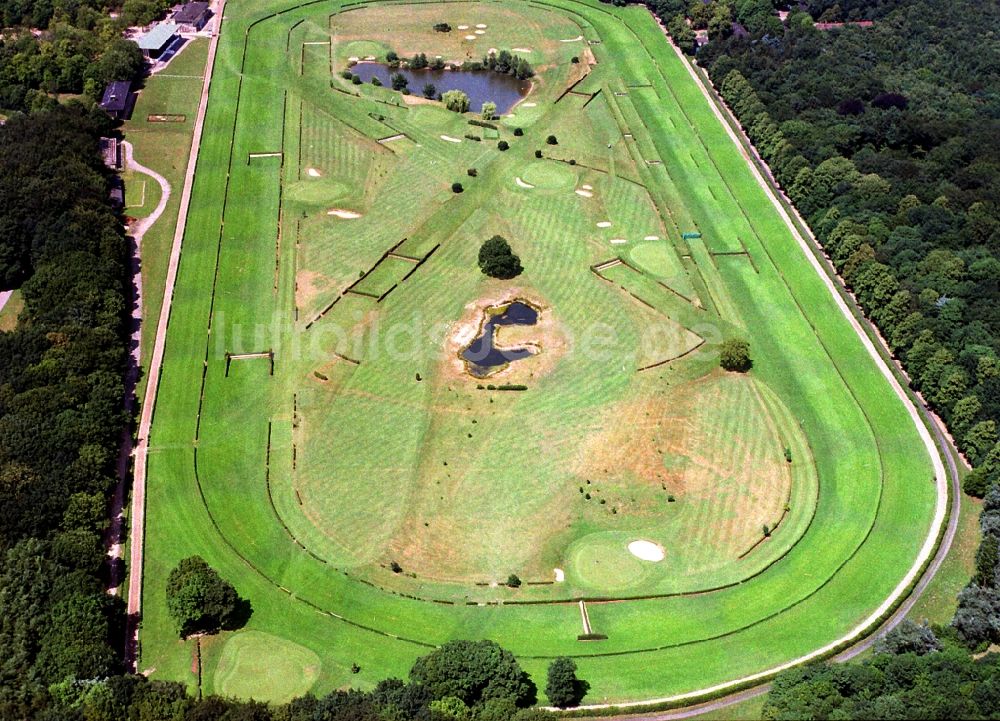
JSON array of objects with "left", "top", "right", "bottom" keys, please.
[
  {"left": 628, "top": 540, "right": 665, "bottom": 562},
  {"left": 644, "top": 235, "right": 660, "bottom": 241},
  {"left": 597, "top": 221, "right": 612, "bottom": 228},
  {"left": 475, "top": 29, "right": 485, "bottom": 35},
  {"left": 440, "top": 135, "right": 462, "bottom": 143},
  {"left": 476, "top": 23, "right": 487, "bottom": 28},
  {"left": 582, "top": 184, "right": 593, "bottom": 190},
  {"left": 464, "top": 34, "right": 477, "bottom": 40},
  {"left": 306, "top": 167, "right": 321, "bottom": 177},
  {"left": 575, "top": 189, "right": 593, "bottom": 198},
  {"left": 560, "top": 35, "right": 584, "bottom": 42},
  {"left": 522, "top": 102, "right": 537, "bottom": 108},
  {"left": 610, "top": 238, "right": 627, "bottom": 244},
  {"left": 327, "top": 209, "right": 362, "bottom": 219},
  {"left": 554, "top": 568, "right": 565, "bottom": 582},
  {"left": 515, "top": 177, "right": 535, "bottom": 189},
  {"left": 457, "top": 24, "right": 469, "bottom": 29},
  {"left": 512, "top": 47, "right": 532, "bottom": 53}
]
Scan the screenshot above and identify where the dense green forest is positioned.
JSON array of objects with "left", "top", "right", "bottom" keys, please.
[
  {"left": 763, "top": 633, "right": 1000, "bottom": 720},
  {"left": 0, "top": 104, "right": 128, "bottom": 716},
  {"left": 0, "top": 0, "right": 163, "bottom": 115},
  {"left": 765, "top": 484, "right": 1000, "bottom": 718},
  {"left": 695, "top": 0, "right": 1000, "bottom": 489},
  {"left": 0, "top": 3, "right": 168, "bottom": 717}
]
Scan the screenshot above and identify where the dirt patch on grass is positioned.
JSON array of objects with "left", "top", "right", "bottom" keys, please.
[
  {"left": 329, "top": 2, "right": 580, "bottom": 82},
  {"left": 575, "top": 373, "right": 793, "bottom": 554},
  {"left": 401, "top": 94, "right": 438, "bottom": 106},
  {"left": 564, "top": 56, "right": 591, "bottom": 88},
  {"left": 296, "top": 269, "right": 336, "bottom": 311},
  {"left": 442, "top": 287, "right": 568, "bottom": 384},
  {"left": 575, "top": 393, "right": 685, "bottom": 496}
]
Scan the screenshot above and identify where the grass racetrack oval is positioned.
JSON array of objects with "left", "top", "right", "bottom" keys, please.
[{"left": 137, "top": 0, "right": 945, "bottom": 708}]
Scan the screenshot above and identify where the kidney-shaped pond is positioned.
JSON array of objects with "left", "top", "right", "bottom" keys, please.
[
  {"left": 351, "top": 63, "right": 530, "bottom": 113},
  {"left": 461, "top": 300, "right": 539, "bottom": 377}
]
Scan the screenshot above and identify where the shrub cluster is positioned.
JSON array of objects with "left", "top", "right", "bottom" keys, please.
[
  {"left": 480, "top": 49, "right": 535, "bottom": 80},
  {"left": 719, "top": 338, "right": 751, "bottom": 372}
]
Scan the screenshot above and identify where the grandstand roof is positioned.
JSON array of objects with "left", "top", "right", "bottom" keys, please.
[{"left": 137, "top": 23, "right": 178, "bottom": 51}]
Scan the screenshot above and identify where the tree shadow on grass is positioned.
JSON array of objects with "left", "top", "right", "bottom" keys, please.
[{"left": 223, "top": 596, "right": 253, "bottom": 632}]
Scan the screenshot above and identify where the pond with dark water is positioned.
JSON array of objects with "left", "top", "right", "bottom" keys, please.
[
  {"left": 462, "top": 301, "right": 538, "bottom": 377},
  {"left": 351, "top": 63, "right": 530, "bottom": 113}
]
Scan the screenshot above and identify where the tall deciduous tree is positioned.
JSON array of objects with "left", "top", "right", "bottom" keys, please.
[
  {"left": 545, "top": 657, "right": 587, "bottom": 707},
  {"left": 478, "top": 236, "right": 523, "bottom": 279},
  {"left": 667, "top": 14, "right": 696, "bottom": 54},
  {"left": 408, "top": 639, "right": 536, "bottom": 707},
  {"left": 974, "top": 534, "right": 1000, "bottom": 588},
  {"left": 165, "top": 556, "right": 247, "bottom": 638},
  {"left": 442, "top": 89, "right": 470, "bottom": 113}
]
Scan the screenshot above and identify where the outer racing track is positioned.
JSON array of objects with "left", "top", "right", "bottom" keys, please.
[{"left": 136, "top": 0, "right": 945, "bottom": 708}]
